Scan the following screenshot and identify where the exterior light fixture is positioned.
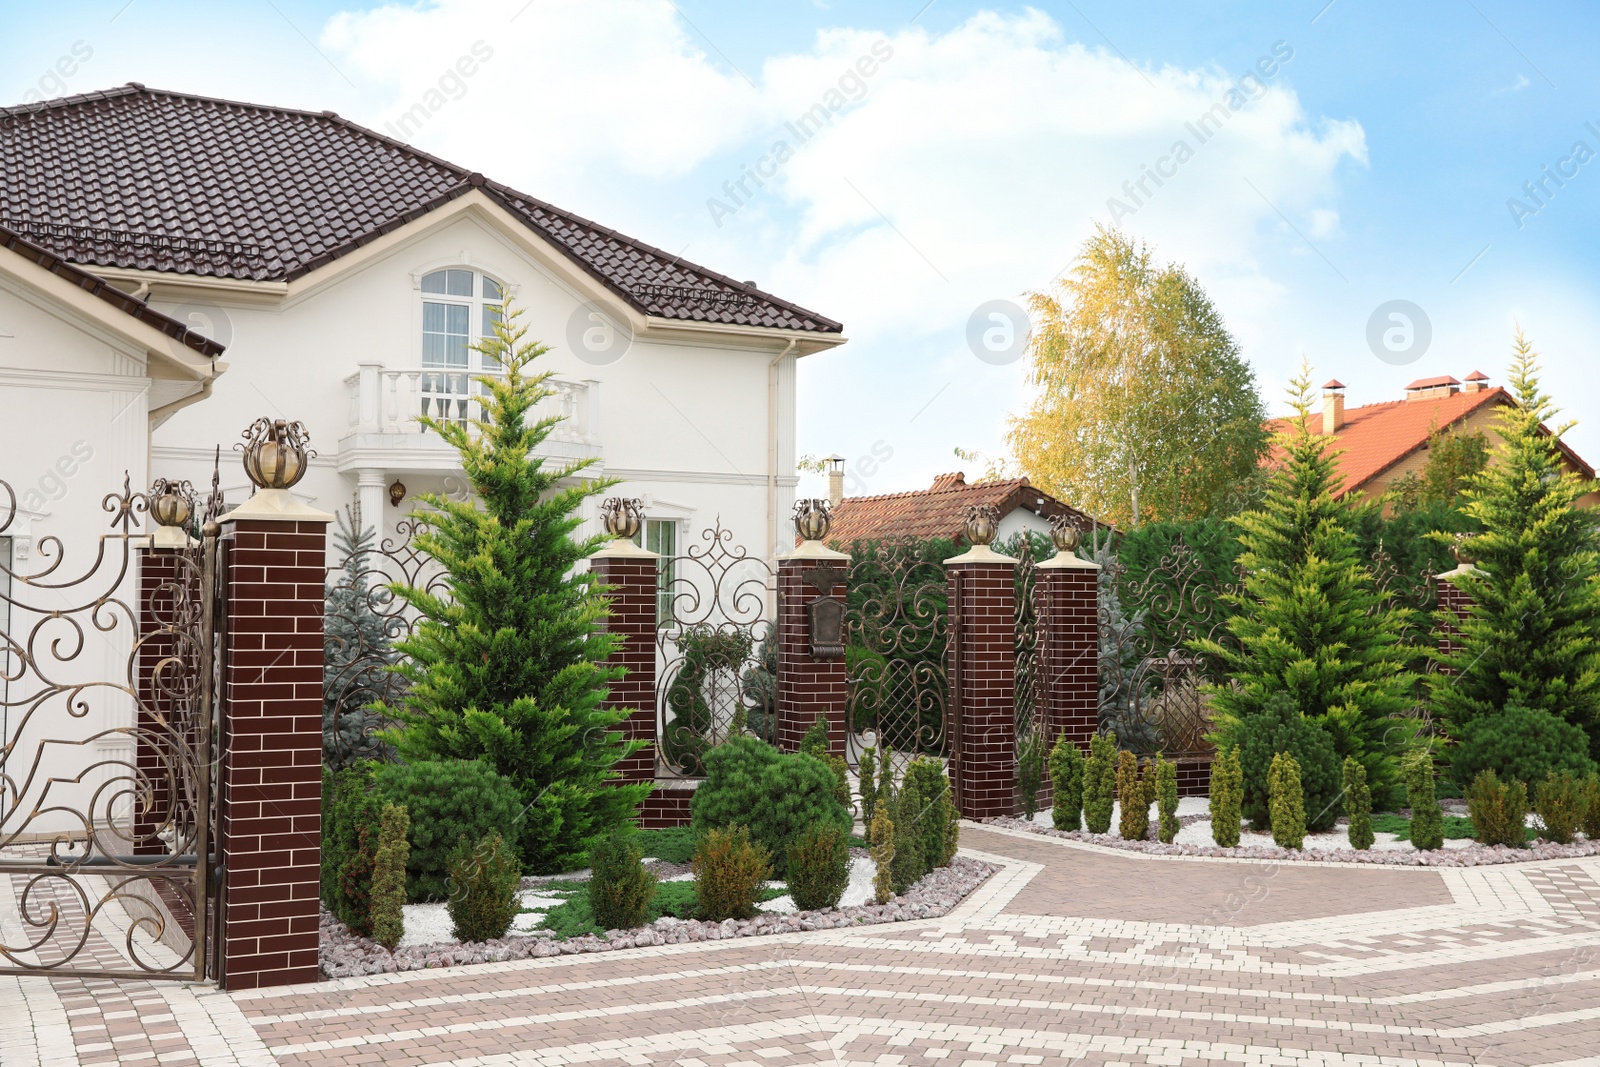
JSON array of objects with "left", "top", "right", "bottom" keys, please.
[
  {"left": 599, "top": 497, "right": 643, "bottom": 540},
  {"left": 238, "top": 417, "right": 311, "bottom": 490},
  {"left": 388, "top": 480, "right": 408, "bottom": 507},
  {"left": 793, "top": 498, "right": 832, "bottom": 542}
]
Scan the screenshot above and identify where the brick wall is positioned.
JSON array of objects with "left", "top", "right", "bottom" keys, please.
[
  {"left": 776, "top": 558, "right": 848, "bottom": 754},
  {"left": 641, "top": 781, "right": 696, "bottom": 828},
  {"left": 1436, "top": 567, "right": 1475, "bottom": 670},
  {"left": 217, "top": 517, "right": 327, "bottom": 990},
  {"left": 1036, "top": 559, "right": 1099, "bottom": 759},
  {"left": 947, "top": 558, "right": 1017, "bottom": 819},
  {"left": 592, "top": 552, "right": 659, "bottom": 782}
]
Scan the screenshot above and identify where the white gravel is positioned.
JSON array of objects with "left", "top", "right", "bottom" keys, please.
[
  {"left": 758, "top": 855, "right": 877, "bottom": 915},
  {"left": 399, "top": 888, "right": 573, "bottom": 950}
]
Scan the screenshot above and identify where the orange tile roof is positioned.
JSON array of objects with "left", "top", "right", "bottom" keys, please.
[
  {"left": 1267, "top": 385, "right": 1595, "bottom": 494},
  {"left": 823, "top": 473, "right": 1098, "bottom": 546}
]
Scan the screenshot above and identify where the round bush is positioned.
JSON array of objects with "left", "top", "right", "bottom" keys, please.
[
  {"left": 1237, "top": 694, "right": 1342, "bottom": 832},
  {"left": 690, "top": 737, "right": 851, "bottom": 877},
  {"left": 371, "top": 759, "right": 525, "bottom": 902},
  {"left": 1449, "top": 704, "right": 1598, "bottom": 790}
]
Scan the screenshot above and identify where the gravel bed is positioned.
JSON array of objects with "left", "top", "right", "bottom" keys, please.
[
  {"left": 321, "top": 855, "right": 997, "bottom": 978},
  {"left": 986, "top": 816, "right": 1600, "bottom": 866}
]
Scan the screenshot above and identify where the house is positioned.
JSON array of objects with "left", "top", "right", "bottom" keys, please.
[
  {"left": 1273, "top": 373, "right": 1598, "bottom": 509},
  {"left": 0, "top": 84, "right": 846, "bottom": 566},
  {"left": 821, "top": 471, "right": 1098, "bottom": 549}
]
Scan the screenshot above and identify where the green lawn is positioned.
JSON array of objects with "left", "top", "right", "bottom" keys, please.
[
  {"left": 1368, "top": 812, "right": 1534, "bottom": 842},
  {"left": 532, "top": 880, "right": 787, "bottom": 939}
]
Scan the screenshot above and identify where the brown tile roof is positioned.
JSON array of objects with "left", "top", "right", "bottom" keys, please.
[
  {"left": 0, "top": 85, "right": 841, "bottom": 334},
  {"left": 1268, "top": 384, "right": 1595, "bottom": 493},
  {"left": 823, "top": 472, "right": 1098, "bottom": 546},
  {"left": 0, "top": 222, "right": 225, "bottom": 357}
]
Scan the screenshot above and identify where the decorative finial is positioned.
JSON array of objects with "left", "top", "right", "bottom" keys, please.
[
  {"left": 793, "top": 498, "right": 831, "bottom": 542},
  {"left": 599, "top": 497, "right": 644, "bottom": 540},
  {"left": 1048, "top": 513, "right": 1081, "bottom": 554},
  {"left": 962, "top": 504, "right": 999, "bottom": 547},
  {"left": 237, "top": 417, "right": 313, "bottom": 491}
]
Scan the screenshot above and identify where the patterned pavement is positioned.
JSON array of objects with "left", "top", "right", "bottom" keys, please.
[{"left": 8, "top": 823, "right": 1600, "bottom": 1067}]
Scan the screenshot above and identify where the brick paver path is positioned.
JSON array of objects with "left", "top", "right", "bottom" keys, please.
[{"left": 9, "top": 823, "right": 1600, "bottom": 1066}]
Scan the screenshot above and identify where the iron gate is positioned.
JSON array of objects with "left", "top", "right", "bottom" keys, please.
[{"left": 0, "top": 474, "right": 225, "bottom": 980}]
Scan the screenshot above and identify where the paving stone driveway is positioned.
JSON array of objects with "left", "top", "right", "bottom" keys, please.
[{"left": 7, "top": 823, "right": 1600, "bottom": 1067}]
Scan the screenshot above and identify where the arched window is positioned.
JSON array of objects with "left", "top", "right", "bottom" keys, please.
[{"left": 420, "top": 269, "right": 504, "bottom": 426}]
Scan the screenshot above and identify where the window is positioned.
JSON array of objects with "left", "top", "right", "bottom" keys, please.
[
  {"left": 634, "top": 519, "right": 678, "bottom": 624},
  {"left": 419, "top": 269, "right": 505, "bottom": 426}
]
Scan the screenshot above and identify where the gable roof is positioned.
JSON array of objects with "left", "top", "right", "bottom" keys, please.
[
  {"left": 0, "top": 222, "right": 226, "bottom": 358},
  {"left": 1268, "top": 385, "right": 1595, "bottom": 493},
  {"left": 0, "top": 84, "right": 841, "bottom": 334},
  {"left": 824, "top": 472, "right": 1098, "bottom": 546}
]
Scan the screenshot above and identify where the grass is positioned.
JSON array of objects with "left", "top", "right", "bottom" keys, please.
[
  {"left": 534, "top": 879, "right": 787, "bottom": 939},
  {"left": 1368, "top": 813, "right": 1524, "bottom": 841},
  {"left": 631, "top": 826, "right": 868, "bottom": 864}
]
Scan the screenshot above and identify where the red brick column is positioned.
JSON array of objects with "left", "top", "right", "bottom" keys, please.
[
  {"left": 1037, "top": 551, "right": 1100, "bottom": 759},
  {"left": 775, "top": 544, "right": 850, "bottom": 755},
  {"left": 217, "top": 496, "right": 331, "bottom": 990},
  {"left": 946, "top": 546, "right": 1018, "bottom": 819},
  {"left": 1436, "top": 564, "right": 1477, "bottom": 671},
  {"left": 592, "top": 542, "right": 659, "bottom": 783},
  {"left": 134, "top": 547, "right": 186, "bottom": 856}
]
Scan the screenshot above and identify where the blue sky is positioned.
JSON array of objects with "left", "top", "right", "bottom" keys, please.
[{"left": 6, "top": 1, "right": 1599, "bottom": 499}]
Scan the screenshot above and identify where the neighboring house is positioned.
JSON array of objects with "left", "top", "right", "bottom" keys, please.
[
  {"left": 1272, "top": 373, "right": 1598, "bottom": 509},
  {"left": 0, "top": 84, "right": 845, "bottom": 567},
  {"left": 823, "top": 471, "right": 1098, "bottom": 549}
]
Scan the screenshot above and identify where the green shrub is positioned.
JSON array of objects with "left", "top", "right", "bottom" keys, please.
[
  {"left": 446, "top": 832, "right": 522, "bottom": 943},
  {"left": 586, "top": 828, "right": 657, "bottom": 931},
  {"left": 869, "top": 808, "right": 894, "bottom": 904},
  {"left": 786, "top": 825, "right": 850, "bottom": 911},
  {"left": 1209, "top": 748, "right": 1242, "bottom": 847},
  {"left": 690, "top": 737, "right": 850, "bottom": 876},
  {"left": 1237, "top": 694, "right": 1342, "bottom": 832},
  {"left": 370, "top": 759, "right": 525, "bottom": 902},
  {"left": 1083, "top": 733, "right": 1117, "bottom": 834},
  {"left": 1342, "top": 758, "right": 1374, "bottom": 851},
  {"left": 322, "top": 764, "right": 383, "bottom": 935},
  {"left": 1155, "top": 755, "right": 1179, "bottom": 844},
  {"left": 890, "top": 775, "right": 927, "bottom": 893},
  {"left": 1535, "top": 771, "right": 1585, "bottom": 844},
  {"left": 903, "top": 757, "right": 958, "bottom": 869},
  {"left": 877, "top": 745, "right": 895, "bottom": 818},
  {"left": 859, "top": 744, "right": 879, "bottom": 827},
  {"left": 1466, "top": 770, "right": 1528, "bottom": 848},
  {"left": 634, "top": 827, "right": 698, "bottom": 864},
  {"left": 1450, "top": 704, "right": 1598, "bottom": 790},
  {"left": 1047, "top": 733, "right": 1084, "bottom": 832},
  {"left": 369, "top": 803, "right": 410, "bottom": 952},
  {"left": 1267, "top": 752, "right": 1305, "bottom": 849},
  {"left": 1017, "top": 730, "right": 1046, "bottom": 819},
  {"left": 799, "top": 715, "right": 831, "bottom": 758},
  {"left": 1405, "top": 752, "right": 1444, "bottom": 851},
  {"left": 1581, "top": 774, "right": 1600, "bottom": 840},
  {"left": 693, "top": 825, "right": 771, "bottom": 921},
  {"left": 1116, "top": 750, "right": 1150, "bottom": 841}
]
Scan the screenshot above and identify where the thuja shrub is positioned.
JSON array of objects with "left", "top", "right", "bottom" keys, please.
[
  {"left": 1581, "top": 774, "right": 1600, "bottom": 840},
  {"left": 1209, "top": 748, "right": 1242, "bottom": 848},
  {"left": 1535, "top": 771, "right": 1585, "bottom": 844},
  {"left": 1083, "top": 733, "right": 1117, "bottom": 834},
  {"left": 370, "top": 759, "right": 524, "bottom": 902},
  {"left": 1342, "top": 757, "right": 1374, "bottom": 851},
  {"left": 859, "top": 744, "right": 879, "bottom": 827},
  {"left": 903, "top": 757, "right": 959, "bottom": 869},
  {"left": 693, "top": 825, "right": 771, "bottom": 921},
  {"left": 587, "top": 827, "right": 657, "bottom": 931},
  {"left": 446, "top": 832, "right": 522, "bottom": 943},
  {"left": 1466, "top": 770, "right": 1528, "bottom": 848},
  {"left": 786, "top": 825, "right": 850, "bottom": 911},
  {"left": 369, "top": 803, "right": 411, "bottom": 952},
  {"left": 1267, "top": 752, "right": 1305, "bottom": 850},
  {"left": 1116, "top": 750, "right": 1150, "bottom": 841},
  {"left": 798, "top": 716, "right": 851, "bottom": 811},
  {"left": 690, "top": 737, "right": 850, "bottom": 877},
  {"left": 1237, "top": 694, "right": 1341, "bottom": 832},
  {"left": 1018, "top": 729, "right": 1046, "bottom": 819},
  {"left": 1155, "top": 755, "right": 1179, "bottom": 844},
  {"left": 1048, "top": 733, "right": 1084, "bottom": 832},
  {"left": 1405, "top": 752, "right": 1445, "bottom": 851},
  {"left": 322, "top": 764, "right": 383, "bottom": 936},
  {"left": 890, "top": 775, "right": 927, "bottom": 893},
  {"left": 869, "top": 808, "right": 894, "bottom": 904}
]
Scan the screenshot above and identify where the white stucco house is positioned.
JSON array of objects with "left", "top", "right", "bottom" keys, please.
[{"left": 0, "top": 83, "right": 846, "bottom": 571}]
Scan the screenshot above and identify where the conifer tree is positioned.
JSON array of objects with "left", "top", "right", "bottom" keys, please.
[
  {"left": 1200, "top": 362, "right": 1418, "bottom": 806},
  {"left": 1430, "top": 331, "right": 1600, "bottom": 761},
  {"left": 378, "top": 301, "right": 648, "bottom": 873},
  {"left": 323, "top": 508, "right": 398, "bottom": 770}
]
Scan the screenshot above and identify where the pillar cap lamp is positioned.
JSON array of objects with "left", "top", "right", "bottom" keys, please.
[
  {"left": 148, "top": 477, "right": 196, "bottom": 548},
  {"left": 599, "top": 497, "right": 643, "bottom": 540},
  {"left": 238, "top": 417, "right": 313, "bottom": 491},
  {"left": 962, "top": 504, "right": 999, "bottom": 547},
  {"left": 793, "top": 498, "right": 832, "bottom": 542},
  {"left": 1049, "top": 514, "right": 1081, "bottom": 555}
]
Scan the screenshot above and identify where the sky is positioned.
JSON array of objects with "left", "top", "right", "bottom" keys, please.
[{"left": 6, "top": 0, "right": 1600, "bottom": 501}]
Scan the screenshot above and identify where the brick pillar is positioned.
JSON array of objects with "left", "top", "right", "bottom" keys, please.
[
  {"left": 775, "top": 542, "right": 851, "bottom": 755},
  {"left": 1037, "top": 549, "right": 1100, "bottom": 759},
  {"left": 217, "top": 490, "right": 332, "bottom": 990},
  {"left": 946, "top": 545, "right": 1018, "bottom": 819},
  {"left": 1436, "top": 564, "right": 1477, "bottom": 672},
  {"left": 134, "top": 546, "right": 186, "bottom": 856},
  {"left": 592, "top": 540, "right": 659, "bottom": 783}
]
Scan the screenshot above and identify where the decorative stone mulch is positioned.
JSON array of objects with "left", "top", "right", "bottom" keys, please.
[
  {"left": 985, "top": 815, "right": 1600, "bottom": 866},
  {"left": 320, "top": 855, "right": 998, "bottom": 978}
]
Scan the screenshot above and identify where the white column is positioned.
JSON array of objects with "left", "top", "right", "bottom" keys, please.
[
  {"left": 774, "top": 351, "right": 798, "bottom": 559},
  {"left": 356, "top": 469, "right": 388, "bottom": 537},
  {"left": 356, "top": 362, "right": 383, "bottom": 431}
]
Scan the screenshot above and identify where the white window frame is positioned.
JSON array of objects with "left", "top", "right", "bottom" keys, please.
[
  {"left": 418, "top": 268, "right": 506, "bottom": 428},
  {"left": 633, "top": 517, "right": 681, "bottom": 625}
]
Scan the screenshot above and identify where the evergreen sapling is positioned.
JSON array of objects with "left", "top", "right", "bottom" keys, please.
[{"left": 1047, "top": 732, "right": 1084, "bottom": 832}]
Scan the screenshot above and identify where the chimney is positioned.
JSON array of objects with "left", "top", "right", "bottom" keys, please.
[
  {"left": 1404, "top": 375, "right": 1461, "bottom": 402},
  {"left": 1463, "top": 370, "right": 1490, "bottom": 394},
  {"left": 1321, "top": 380, "right": 1346, "bottom": 435},
  {"left": 825, "top": 454, "right": 846, "bottom": 506}
]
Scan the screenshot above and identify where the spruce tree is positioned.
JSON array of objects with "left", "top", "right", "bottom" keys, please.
[
  {"left": 1430, "top": 331, "right": 1600, "bottom": 762},
  {"left": 323, "top": 507, "right": 398, "bottom": 770},
  {"left": 1200, "top": 362, "right": 1418, "bottom": 807},
  {"left": 377, "top": 301, "right": 649, "bottom": 873}
]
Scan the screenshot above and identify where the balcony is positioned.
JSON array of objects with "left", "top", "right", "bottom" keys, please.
[{"left": 336, "top": 361, "right": 602, "bottom": 475}]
